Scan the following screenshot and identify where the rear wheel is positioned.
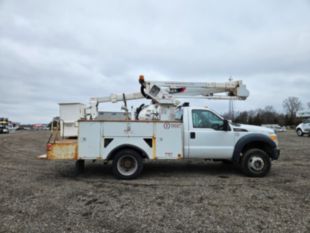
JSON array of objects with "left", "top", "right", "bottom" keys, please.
[
  {"left": 112, "top": 149, "right": 143, "bottom": 180},
  {"left": 296, "top": 129, "right": 303, "bottom": 137},
  {"left": 241, "top": 149, "right": 271, "bottom": 177}
]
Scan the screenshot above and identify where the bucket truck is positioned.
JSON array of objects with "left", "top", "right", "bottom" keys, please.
[{"left": 39, "top": 76, "right": 280, "bottom": 179}]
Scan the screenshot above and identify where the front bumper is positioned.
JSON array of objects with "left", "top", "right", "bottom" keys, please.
[
  {"left": 272, "top": 148, "right": 280, "bottom": 160},
  {"left": 304, "top": 129, "right": 310, "bottom": 134}
]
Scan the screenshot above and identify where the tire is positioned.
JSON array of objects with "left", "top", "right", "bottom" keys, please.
[
  {"left": 241, "top": 149, "right": 271, "bottom": 177},
  {"left": 112, "top": 149, "right": 143, "bottom": 180},
  {"left": 296, "top": 129, "right": 303, "bottom": 137}
]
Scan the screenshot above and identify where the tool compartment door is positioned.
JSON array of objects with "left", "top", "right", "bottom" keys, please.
[
  {"left": 78, "top": 122, "right": 101, "bottom": 159},
  {"left": 155, "top": 122, "right": 183, "bottom": 159}
]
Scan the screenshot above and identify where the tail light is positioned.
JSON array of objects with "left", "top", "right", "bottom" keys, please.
[{"left": 47, "top": 144, "right": 53, "bottom": 151}]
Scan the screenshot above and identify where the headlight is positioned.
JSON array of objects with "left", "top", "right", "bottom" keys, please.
[{"left": 269, "top": 133, "right": 278, "bottom": 144}]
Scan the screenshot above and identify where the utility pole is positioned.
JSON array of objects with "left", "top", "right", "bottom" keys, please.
[{"left": 228, "top": 77, "right": 234, "bottom": 120}]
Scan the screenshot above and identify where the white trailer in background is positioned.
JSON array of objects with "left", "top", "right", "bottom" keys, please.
[{"left": 40, "top": 76, "right": 280, "bottom": 179}]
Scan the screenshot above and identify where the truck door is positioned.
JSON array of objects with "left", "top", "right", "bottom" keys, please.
[{"left": 187, "top": 109, "right": 235, "bottom": 159}]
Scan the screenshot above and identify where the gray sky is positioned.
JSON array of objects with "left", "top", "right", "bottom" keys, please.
[{"left": 0, "top": 0, "right": 310, "bottom": 123}]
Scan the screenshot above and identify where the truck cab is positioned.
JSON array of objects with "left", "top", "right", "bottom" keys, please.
[{"left": 180, "top": 106, "right": 280, "bottom": 177}]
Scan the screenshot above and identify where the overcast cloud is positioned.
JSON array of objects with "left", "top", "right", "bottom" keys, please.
[{"left": 0, "top": 0, "right": 310, "bottom": 123}]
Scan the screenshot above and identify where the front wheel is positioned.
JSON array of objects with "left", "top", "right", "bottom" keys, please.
[
  {"left": 241, "top": 149, "right": 271, "bottom": 177},
  {"left": 296, "top": 129, "right": 303, "bottom": 137},
  {"left": 112, "top": 149, "right": 143, "bottom": 180}
]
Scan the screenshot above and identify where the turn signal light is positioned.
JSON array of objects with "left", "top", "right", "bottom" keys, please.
[{"left": 139, "top": 75, "right": 145, "bottom": 83}]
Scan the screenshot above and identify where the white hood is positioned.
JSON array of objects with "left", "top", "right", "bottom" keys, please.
[{"left": 233, "top": 124, "right": 275, "bottom": 134}]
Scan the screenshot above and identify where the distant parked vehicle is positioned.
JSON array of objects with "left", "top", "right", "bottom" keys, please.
[
  {"left": 16, "top": 125, "right": 32, "bottom": 131},
  {"left": 0, "top": 125, "right": 9, "bottom": 134},
  {"left": 0, "top": 118, "right": 9, "bottom": 134},
  {"left": 262, "top": 124, "right": 287, "bottom": 133},
  {"left": 296, "top": 119, "right": 310, "bottom": 137}
]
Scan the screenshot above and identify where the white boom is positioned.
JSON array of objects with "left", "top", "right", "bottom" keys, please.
[
  {"left": 88, "top": 92, "right": 143, "bottom": 119},
  {"left": 140, "top": 78, "right": 249, "bottom": 103},
  {"left": 87, "top": 75, "right": 249, "bottom": 119}
]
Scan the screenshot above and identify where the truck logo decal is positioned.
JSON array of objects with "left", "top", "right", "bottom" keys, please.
[
  {"left": 163, "top": 123, "right": 182, "bottom": 129},
  {"left": 163, "top": 123, "right": 170, "bottom": 129}
]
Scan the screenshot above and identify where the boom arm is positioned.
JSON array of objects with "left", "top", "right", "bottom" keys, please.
[
  {"left": 88, "top": 92, "right": 143, "bottom": 119},
  {"left": 139, "top": 76, "right": 249, "bottom": 104},
  {"left": 87, "top": 75, "right": 250, "bottom": 119}
]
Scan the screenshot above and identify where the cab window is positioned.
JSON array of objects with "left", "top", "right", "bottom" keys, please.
[
  {"left": 192, "top": 110, "right": 224, "bottom": 130},
  {"left": 175, "top": 108, "right": 183, "bottom": 121}
]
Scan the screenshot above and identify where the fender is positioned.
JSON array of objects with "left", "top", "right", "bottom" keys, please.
[
  {"left": 232, "top": 134, "right": 278, "bottom": 163},
  {"left": 106, "top": 144, "right": 150, "bottom": 160}
]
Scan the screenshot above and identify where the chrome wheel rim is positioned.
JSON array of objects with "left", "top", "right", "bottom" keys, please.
[
  {"left": 117, "top": 155, "right": 138, "bottom": 176},
  {"left": 248, "top": 156, "right": 265, "bottom": 173}
]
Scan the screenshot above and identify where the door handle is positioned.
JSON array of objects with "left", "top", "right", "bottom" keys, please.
[{"left": 190, "top": 132, "right": 196, "bottom": 139}]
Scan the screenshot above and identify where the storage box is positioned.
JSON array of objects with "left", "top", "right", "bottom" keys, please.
[{"left": 59, "top": 103, "right": 85, "bottom": 137}]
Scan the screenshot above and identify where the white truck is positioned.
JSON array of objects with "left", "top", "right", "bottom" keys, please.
[{"left": 40, "top": 76, "right": 280, "bottom": 179}]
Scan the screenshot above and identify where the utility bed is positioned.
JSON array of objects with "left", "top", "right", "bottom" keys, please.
[{"left": 45, "top": 120, "right": 183, "bottom": 161}]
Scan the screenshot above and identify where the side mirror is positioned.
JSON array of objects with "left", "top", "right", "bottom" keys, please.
[{"left": 223, "top": 120, "right": 230, "bottom": 131}]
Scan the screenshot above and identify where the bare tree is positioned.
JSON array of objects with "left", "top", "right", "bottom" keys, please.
[
  {"left": 264, "top": 105, "right": 276, "bottom": 113},
  {"left": 282, "top": 97, "right": 303, "bottom": 118}
]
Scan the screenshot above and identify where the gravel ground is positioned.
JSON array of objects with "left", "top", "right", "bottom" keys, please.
[{"left": 0, "top": 130, "right": 309, "bottom": 233}]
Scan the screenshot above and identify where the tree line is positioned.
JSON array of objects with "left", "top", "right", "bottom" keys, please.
[{"left": 228, "top": 97, "right": 309, "bottom": 127}]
